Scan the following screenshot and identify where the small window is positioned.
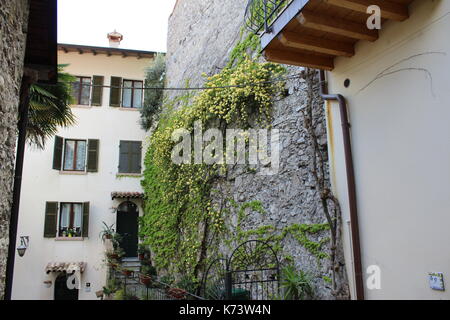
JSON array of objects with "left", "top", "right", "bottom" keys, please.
[
  {"left": 72, "top": 76, "right": 91, "bottom": 105},
  {"left": 44, "top": 202, "right": 90, "bottom": 238},
  {"left": 119, "top": 141, "right": 142, "bottom": 174},
  {"left": 63, "top": 139, "right": 87, "bottom": 171},
  {"left": 59, "top": 203, "right": 83, "bottom": 237},
  {"left": 122, "top": 80, "right": 143, "bottom": 108}
]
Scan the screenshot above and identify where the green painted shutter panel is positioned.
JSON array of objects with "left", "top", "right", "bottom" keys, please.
[
  {"left": 82, "top": 202, "right": 90, "bottom": 238},
  {"left": 44, "top": 202, "right": 58, "bottom": 238},
  {"left": 109, "top": 77, "right": 122, "bottom": 107},
  {"left": 87, "top": 139, "right": 99, "bottom": 172},
  {"left": 130, "top": 141, "right": 142, "bottom": 173},
  {"left": 52, "top": 136, "right": 63, "bottom": 170},
  {"left": 91, "top": 76, "right": 104, "bottom": 106},
  {"left": 119, "top": 141, "right": 129, "bottom": 173}
]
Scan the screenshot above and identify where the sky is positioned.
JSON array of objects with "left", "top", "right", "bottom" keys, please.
[{"left": 58, "top": 0, "right": 177, "bottom": 52}]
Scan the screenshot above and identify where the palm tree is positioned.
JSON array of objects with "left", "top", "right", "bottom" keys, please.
[{"left": 27, "top": 64, "right": 77, "bottom": 148}]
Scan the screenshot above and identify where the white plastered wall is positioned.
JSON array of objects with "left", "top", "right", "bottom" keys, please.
[
  {"left": 12, "top": 51, "right": 152, "bottom": 300},
  {"left": 326, "top": 0, "right": 450, "bottom": 299}
]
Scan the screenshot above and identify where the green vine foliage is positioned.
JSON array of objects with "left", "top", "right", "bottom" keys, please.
[
  {"left": 226, "top": 199, "right": 330, "bottom": 260},
  {"left": 140, "top": 53, "right": 166, "bottom": 130},
  {"left": 140, "top": 33, "right": 286, "bottom": 278}
]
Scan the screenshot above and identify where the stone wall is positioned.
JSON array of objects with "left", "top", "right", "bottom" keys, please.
[
  {"left": 0, "top": 0, "right": 30, "bottom": 299},
  {"left": 166, "top": 0, "right": 348, "bottom": 299}
]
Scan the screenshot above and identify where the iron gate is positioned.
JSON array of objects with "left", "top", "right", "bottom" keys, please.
[{"left": 202, "top": 240, "right": 280, "bottom": 300}]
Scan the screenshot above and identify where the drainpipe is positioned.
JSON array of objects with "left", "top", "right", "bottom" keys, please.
[
  {"left": 318, "top": 70, "right": 364, "bottom": 300},
  {"left": 4, "top": 70, "right": 37, "bottom": 300}
]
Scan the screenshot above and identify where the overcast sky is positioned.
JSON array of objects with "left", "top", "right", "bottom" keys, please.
[{"left": 58, "top": 0, "right": 177, "bottom": 52}]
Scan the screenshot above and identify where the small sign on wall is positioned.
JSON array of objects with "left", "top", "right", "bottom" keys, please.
[
  {"left": 429, "top": 272, "right": 445, "bottom": 291},
  {"left": 85, "top": 282, "right": 91, "bottom": 293}
]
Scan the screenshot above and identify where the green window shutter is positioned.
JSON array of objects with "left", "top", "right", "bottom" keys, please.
[
  {"left": 118, "top": 141, "right": 129, "bottom": 173},
  {"left": 109, "top": 77, "right": 122, "bottom": 107},
  {"left": 118, "top": 141, "right": 142, "bottom": 173},
  {"left": 52, "top": 136, "right": 63, "bottom": 170},
  {"left": 130, "top": 141, "right": 142, "bottom": 174},
  {"left": 44, "top": 202, "right": 58, "bottom": 238},
  {"left": 82, "top": 202, "right": 90, "bottom": 238},
  {"left": 87, "top": 139, "right": 99, "bottom": 172},
  {"left": 91, "top": 76, "right": 104, "bottom": 106}
]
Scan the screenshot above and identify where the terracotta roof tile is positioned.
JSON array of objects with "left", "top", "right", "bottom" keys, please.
[
  {"left": 111, "top": 192, "right": 144, "bottom": 200},
  {"left": 45, "top": 262, "right": 86, "bottom": 274}
]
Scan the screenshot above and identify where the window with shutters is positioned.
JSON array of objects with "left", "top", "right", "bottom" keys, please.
[
  {"left": 59, "top": 203, "right": 83, "bottom": 237},
  {"left": 53, "top": 137, "right": 99, "bottom": 173},
  {"left": 63, "top": 139, "right": 87, "bottom": 171},
  {"left": 71, "top": 76, "right": 91, "bottom": 105},
  {"left": 119, "top": 141, "right": 142, "bottom": 174},
  {"left": 122, "top": 80, "right": 143, "bottom": 108},
  {"left": 44, "top": 202, "right": 90, "bottom": 238}
]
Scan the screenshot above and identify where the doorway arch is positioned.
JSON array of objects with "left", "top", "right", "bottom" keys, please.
[
  {"left": 54, "top": 273, "right": 79, "bottom": 300},
  {"left": 116, "top": 201, "right": 139, "bottom": 258}
]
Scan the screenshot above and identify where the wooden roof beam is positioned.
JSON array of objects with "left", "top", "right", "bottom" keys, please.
[
  {"left": 263, "top": 49, "right": 334, "bottom": 70},
  {"left": 324, "top": 0, "right": 409, "bottom": 22},
  {"left": 279, "top": 32, "right": 355, "bottom": 57},
  {"left": 297, "top": 10, "right": 379, "bottom": 42}
]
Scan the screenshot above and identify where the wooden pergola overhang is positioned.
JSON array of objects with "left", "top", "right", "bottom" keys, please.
[{"left": 260, "top": 0, "right": 415, "bottom": 70}]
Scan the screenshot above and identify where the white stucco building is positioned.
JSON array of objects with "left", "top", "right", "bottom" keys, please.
[
  {"left": 259, "top": 0, "right": 450, "bottom": 299},
  {"left": 326, "top": 0, "right": 450, "bottom": 300},
  {"left": 12, "top": 34, "right": 155, "bottom": 300}
]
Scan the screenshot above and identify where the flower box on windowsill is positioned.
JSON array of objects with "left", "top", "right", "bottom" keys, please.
[
  {"left": 70, "top": 104, "right": 93, "bottom": 109},
  {"left": 118, "top": 107, "right": 140, "bottom": 112},
  {"left": 59, "top": 170, "right": 88, "bottom": 175},
  {"left": 115, "top": 173, "right": 142, "bottom": 178},
  {"left": 55, "top": 237, "right": 84, "bottom": 241}
]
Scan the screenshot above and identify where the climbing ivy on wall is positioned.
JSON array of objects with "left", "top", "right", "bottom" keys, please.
[
  {"left": 223, "top": 199, "right": 331, "bottom": 260},
  {"left": 140, "top": 32, "right": 286, "bottom": 278}
]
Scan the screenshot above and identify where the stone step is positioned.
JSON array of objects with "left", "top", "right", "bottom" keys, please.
[{"left": 121, "top": 257, "right": 141, "bottom": 271}]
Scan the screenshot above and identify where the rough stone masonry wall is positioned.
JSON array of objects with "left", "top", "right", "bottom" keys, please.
[
  {"left": 166, "top": 0, "right": 348, "bottom": 299},
  {"left": 0, "top": 0, "right": 30, "bottom": 299}
]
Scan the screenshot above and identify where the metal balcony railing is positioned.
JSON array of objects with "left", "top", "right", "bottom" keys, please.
[{"left": 244, "top": 0, "right": 292, "bottom": 34}]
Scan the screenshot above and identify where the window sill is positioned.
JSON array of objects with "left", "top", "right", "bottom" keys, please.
[
  {"left": 70, "top": 104, "right": 93, "bottom": 109},
  {"left": 59, "top": 171, "right": 87, "bottom": 175},
  {"left": 118, "top": 107, "right": 141, "bottom": 112},
  {"left": 55, "top": 237, "right": 84, "bottom": 241},
  {"left": 116, "top": 173, "right": 142, "bottom": 178}
]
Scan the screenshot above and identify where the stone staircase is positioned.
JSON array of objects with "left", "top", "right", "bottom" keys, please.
[
  {"left": 121, "top": 257, "right": 141, "bottom": 273},
  {"left": 113, "top": 257, "right": 146, "bottom": 298}
]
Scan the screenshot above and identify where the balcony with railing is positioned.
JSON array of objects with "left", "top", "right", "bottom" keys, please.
[{"left": 245, "top": 0, "right": 415, "bottom": 70}]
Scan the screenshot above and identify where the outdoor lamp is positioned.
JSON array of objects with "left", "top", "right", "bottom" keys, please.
[{"left": 17, "top": 236, "right": 30, "bottom": 257}]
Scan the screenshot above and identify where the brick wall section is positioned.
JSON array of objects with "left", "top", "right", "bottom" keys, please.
[{"left": 0, "top": 0, "right": 30, "bottom": 299}]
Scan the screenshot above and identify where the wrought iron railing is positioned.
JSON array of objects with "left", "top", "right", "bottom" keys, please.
[
  {"left": 244, "top": 0, "right": 292, "bottom": 34},
  {"left": 110, "top": 268, "right": 205, "bottom": 300}
]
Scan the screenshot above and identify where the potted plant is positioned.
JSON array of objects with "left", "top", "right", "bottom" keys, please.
[
  {"left": 106, "top": 247, "right": 124, "bottom": 261},
  {"left": 99, "top": 222, "right": 116, "bottom": 241},
  {"left": 139, "top": 273, "right": 152, "bottom": 286},
  {"left": 166, "top": 287, "right": 187, "bottom": 300},
  {"left": 67, "top": 228, "right": 74, "bottom": 237},
  {"left": 121, "top": 268, "right": 133, "bottom": 277},
  {"left": 108, "top": 261, "right": 119, "bottom": 270},
  {"left": 139, "top": 264, "right": 157, "bottom": 286},
  {"left": 138, "top": 243, "right": 150, "bottom": 261},
  {"left": 102, "top": 279, "right": 118, "bottom": 300}
]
